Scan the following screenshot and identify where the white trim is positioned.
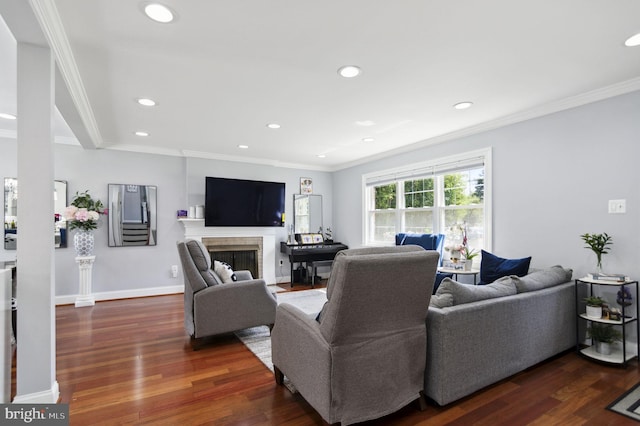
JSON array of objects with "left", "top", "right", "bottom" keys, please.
[
  {"left": 55, "top": 285, "right": 184, "bottom": 306},
  {"left": 13, "top": 381, "right": 59, "bottom": 403}
]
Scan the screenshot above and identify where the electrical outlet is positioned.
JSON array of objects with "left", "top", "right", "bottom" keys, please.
[{"left": 171, "top": 265, "right": 178, "bottom": 278}]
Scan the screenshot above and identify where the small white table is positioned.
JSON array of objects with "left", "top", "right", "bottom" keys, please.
[{"left": 438, "top": 267, "right": 480, "bottom": 285}]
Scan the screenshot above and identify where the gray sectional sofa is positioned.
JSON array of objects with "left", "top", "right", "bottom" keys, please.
[{"left": 424, "top": 265, "right": 576, "bottom": 406}]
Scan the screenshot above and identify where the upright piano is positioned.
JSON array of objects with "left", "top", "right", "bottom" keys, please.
[{"left": 280, "top": 241, "right": 348, "bottom": 286}]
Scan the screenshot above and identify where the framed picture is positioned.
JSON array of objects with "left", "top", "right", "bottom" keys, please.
[
  {"left": 300, "top": 177, "right": 313, "bottom": 194},
  {"left": 311, "top": 233, "right": 324, "bottom": 243},
  {"left": 301, "top": 234, "right": 313, "bottom": 244}
]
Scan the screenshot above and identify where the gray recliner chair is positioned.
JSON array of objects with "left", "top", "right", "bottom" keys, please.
[
  {"left": 177, "top": 239, "right": 277, "bottom": 349},
  {"left": 271, "top": 245, "right": 439, "bottom": 425}
]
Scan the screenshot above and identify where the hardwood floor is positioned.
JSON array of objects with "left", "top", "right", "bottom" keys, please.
[{"left": 51, "top": 289, "right": 640, "bottom": 425}]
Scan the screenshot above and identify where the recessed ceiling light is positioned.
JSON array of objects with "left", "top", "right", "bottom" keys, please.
[
  {"left": 144, "top": 3, "right": 174, "bottom": 23},
  {"left": 238, "top": 145, "right": 249, "bottom": 149},
  {"left": 453, "top": 101, "right": 473, "bottom": 110},
  {"left": 0, "top": 113, "right": 16, "bottom": 120},
  {"left": 338, "top": 65, "right": 361, "bottom": 78},
  {"left": 266, "top": 123, "right": 281, "bottom": 129},
  {"left": 134, "top": 131, "right": 149, "bottom": 137},
  {"left": 362, "top": 137, "right": 375, "bottom": 142},
  {"left": 136, "top": 98, "right": 157, "bottom": 107},
  {"left": 355, "top": 120, "right": 375, "bottom": 126},
  {"left": 317, "top": 154, "right": 326, "bottom": 158},
  {"left": 625, "top": 32, "right": 640, "bottom": 47}
]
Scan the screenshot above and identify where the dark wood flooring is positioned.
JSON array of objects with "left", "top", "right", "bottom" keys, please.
[{"left": 48, "top": 284, "right": 640, "bottom": 425}]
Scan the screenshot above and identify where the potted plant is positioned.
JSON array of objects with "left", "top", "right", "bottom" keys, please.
[
  {"left": 580, "top": 232, "right": 613, "bottom": 273},
  {"left": 462, "top": 246, "right": 478, "bottom": 271},
  {"left": 586, "top": 323, "right": 622, "bottom": 355},
  {"left": 584, "top": 296, "right": 605, "bottom": 319}
]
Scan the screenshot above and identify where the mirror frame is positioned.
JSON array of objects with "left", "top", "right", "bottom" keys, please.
[
  {"left": 108, "top": 184, "right": 157, "bottom": 247},
  {"left": 3, "top": 178, "right": 68, "bottom": 250},
  {"left": 293, "top": 194, "right": 322, "bottom": 235}
]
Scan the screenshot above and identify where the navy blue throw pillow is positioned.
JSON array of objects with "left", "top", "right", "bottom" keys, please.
[{"left": 479, "top": 250, "right": 531, "bottom": 285}]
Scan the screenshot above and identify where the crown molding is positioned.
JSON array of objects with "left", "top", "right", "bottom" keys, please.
[{"left": 29, "top": 0, "right": 102, "bottom": 148}]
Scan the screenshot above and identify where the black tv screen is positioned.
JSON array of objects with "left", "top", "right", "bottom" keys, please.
[{"left": 205, "top": 177, "right": 285, "bottom": 227}]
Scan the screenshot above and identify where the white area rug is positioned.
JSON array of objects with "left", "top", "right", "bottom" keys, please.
[
  {"left": 234, "top": 289, "right": 327, "bottom": 393},
  {"left": 608, "top": 381, "right": 640, "bottom": 421}
]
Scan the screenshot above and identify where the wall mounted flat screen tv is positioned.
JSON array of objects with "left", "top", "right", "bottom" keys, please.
[{"left": 205, "top": 177, "right": 285, "bottom": 227}]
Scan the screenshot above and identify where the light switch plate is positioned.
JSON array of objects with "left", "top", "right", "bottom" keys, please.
[{"left": 608, "top": 199, "right": 626, "bottom": 214}]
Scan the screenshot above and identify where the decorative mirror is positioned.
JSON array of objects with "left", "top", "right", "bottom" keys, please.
[
  {"left": 293, "top": 194, "right": 322, "bottom": 234},
  {"left": 3, "top": 178, "right": 68, "bottom": 249},
  {"left": 108, "top": 184, "right": 157, "bottom": 247}
]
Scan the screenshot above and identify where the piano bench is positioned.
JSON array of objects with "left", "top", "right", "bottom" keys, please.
[{"left": 306, "top": 260, "right": 334, "bottom": 287}]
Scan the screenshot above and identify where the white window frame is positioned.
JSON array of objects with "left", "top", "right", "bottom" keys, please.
[{"left": 361, "top": 148, "right": 492, "bottom": 250}]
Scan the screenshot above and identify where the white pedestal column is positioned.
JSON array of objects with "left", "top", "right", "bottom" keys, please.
[{"left": 75, "top": 256, "right": 96, "bottom": 307}]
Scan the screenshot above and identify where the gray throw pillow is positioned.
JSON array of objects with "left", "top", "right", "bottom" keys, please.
[
  {"left": 513, "top": 265, "right": 573, "bottom": 293},
  {"left": 430, "top": 293, "right": 454, "bottom": 308},
  {"left": 435, "top": 276, "right": 517, "bottom": 305}
]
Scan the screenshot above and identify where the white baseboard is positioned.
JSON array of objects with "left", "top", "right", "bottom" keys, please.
[
  {"left": 55, "top": 285, "right": 184, "bottom": 305},
  {"left": 13, "top": 381, "right": 59, "bottom": 403}
]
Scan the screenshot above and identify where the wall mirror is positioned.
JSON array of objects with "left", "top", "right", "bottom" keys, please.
[
  {"left": 3, "top": 178, "right": 68, "bottom": 250},
  {"left": 108, "top": 184, "right": 157, "bottom": 247},
  {"left": 293, "top": 194, "right": 322, "bottom": 234}
]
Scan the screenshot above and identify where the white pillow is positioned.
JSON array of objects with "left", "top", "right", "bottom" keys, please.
[{"left": 213, "top": 260, "right": 236, "bottom": 283}]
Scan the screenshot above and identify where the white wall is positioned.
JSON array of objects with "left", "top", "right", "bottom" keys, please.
[
  {"left": 333, "top": 90, "right": 640, "bottom": 284},
  {"left": 0, "top": 140, "right": 334, "bottom": 298}
]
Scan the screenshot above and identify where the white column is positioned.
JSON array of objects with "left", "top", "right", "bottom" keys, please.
[
  {"left": 75, "top": 256, "right": 96, "bottom": 307},
  {"left": 13, "top": 42, "right": 59, "bottom": 403}
]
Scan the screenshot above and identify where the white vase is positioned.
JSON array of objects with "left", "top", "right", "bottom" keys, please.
[
  {"left": 586, "top": 305, "right": 602, "bottom": 319},
  {"left": 464, "top": 260, "right": 473, "bottom": 271},
  {"left": 595, "top": 341, "right": 612, "bottom": 355},
  {"left": 74, "top": 230, "right": 95, "bottom": 257}
]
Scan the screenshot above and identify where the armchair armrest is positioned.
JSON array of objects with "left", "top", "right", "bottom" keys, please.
[
  {"left": 271, "top": 304, "right": 331, "bottom": 403},
  {"left": 192, "top": 279, "right": 277, "bottom": 336}
]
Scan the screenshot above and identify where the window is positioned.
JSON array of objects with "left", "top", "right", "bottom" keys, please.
[{"left": 363, "top": 149, "right": 491, "bottom": 252}]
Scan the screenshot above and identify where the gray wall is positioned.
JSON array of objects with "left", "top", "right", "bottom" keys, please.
[
  {"left": 333, "top": 90, "right": 640, "bottom": 285},
  {"left": 0, "top": 140, "right": 333, "bottom": 298}
]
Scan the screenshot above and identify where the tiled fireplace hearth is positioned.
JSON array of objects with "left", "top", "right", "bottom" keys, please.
[{"left": 179, "top": 219, "right": 277, "bottom": 284}]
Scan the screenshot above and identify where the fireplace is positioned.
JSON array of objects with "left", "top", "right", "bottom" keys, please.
[{"left": 202, "top": 237, "right": 263, "bottom": 279}]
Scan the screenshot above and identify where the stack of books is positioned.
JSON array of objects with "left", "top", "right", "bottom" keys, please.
[{"left": 587, "top": 273, "right": 628, "bottom": 283}]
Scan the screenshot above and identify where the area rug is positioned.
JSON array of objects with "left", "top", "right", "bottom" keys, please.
[
  {"left": 234, "top": 289, "right": 327, "bottom": 393},
  {"left": 607, "top": 381, "right": 640, "bottom": 421}
]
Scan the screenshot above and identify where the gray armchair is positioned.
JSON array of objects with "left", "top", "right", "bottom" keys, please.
[
  {"left": 177, "top": 240, "right": 277, "bottom": 349},
  {"left": 271, "top": 245, "right": 439, "bottom": 425}
]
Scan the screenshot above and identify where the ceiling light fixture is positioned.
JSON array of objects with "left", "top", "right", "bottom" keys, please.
[
  {"left": 625, "top": 32, "right": 640, "bottom": 47},
  {"left": 338, "top": 65, "right": 361, "bottom": 78},
  {"left": 137, "top": 98, "right": 157, "bottom": 106},
  {"left": 355, "top": 120, "right": 375, "bottom": 126},
  {"left": 135, "top": 131, "right": 149, "bottom": 137},
  {"left": 317, "top": 154, "right": 326, "bottom": 158},
  {"left": 238, "top": 145, "right": 249, "bottom": 149},
  {"left": 144, "top": 3, "right": 175, "bottom": 23},
  {"left": 362, "top": 137, "right": 375, "bottom": 142},
  {"left": 453, "top": 101, "right": 474, "bottom": 110},
  {"left": 0, "top": 113, "right": 17, "bottom": 120},
  {"left": 266, "top": 123, "right": 281, "bottom": 129}
]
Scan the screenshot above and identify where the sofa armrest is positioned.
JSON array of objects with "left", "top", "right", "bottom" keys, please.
[{"left": 234, "top": 270, "right": 254, "bottom": 281}]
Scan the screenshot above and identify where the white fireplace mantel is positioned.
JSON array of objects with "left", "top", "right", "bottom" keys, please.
[{"left": 178, "top": 219, "right": 276, "bottom": 284}]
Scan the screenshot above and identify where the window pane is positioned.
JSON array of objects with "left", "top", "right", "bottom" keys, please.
[
  {"left": 404, "top": 178, "right": 434, "bottom": 208},
  {"left": 374, "top": 184, "right": 396, "bottom": 209},
  {"left": 369, "top": 211, "right": 396, "bottom": 243},
  {"left": 443, "top": 208, "right": 484, "bottom": 250},
  {"left": 404, "top": 210, "right": 434, "bottom": 234},
  {"left": 443, "top": 168, "right": 484, "bottom": 206}
]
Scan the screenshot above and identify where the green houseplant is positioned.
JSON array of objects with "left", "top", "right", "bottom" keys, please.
[
  {"left": 587, "top": 323, "right": 622, "bottom": 355},
  {"left": 580, "top": 232, "right": 613, "bottom": 273},
  {"left": 584, "top": 296, "right": 605, "bottom": 318}
]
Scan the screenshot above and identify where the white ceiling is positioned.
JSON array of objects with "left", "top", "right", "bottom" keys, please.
[{"left": 1, "top": 0, "right": 640, "bottom": 171}]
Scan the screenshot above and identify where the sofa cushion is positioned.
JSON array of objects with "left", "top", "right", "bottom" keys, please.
[
  {"left": 513, "top": 265, "right": 573, "bottom": 293},
  {"left": 214, "top": 260, "right": 237, "bottom": 283},
  {"left": 185, "top": 240, "right": 221, "bottom": 288},
  {"left": 434, "top": 276, "right": 517, "bottom": 306},
  {"left": 480, "top": 250, "right": 531, "bottom": 284}
]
